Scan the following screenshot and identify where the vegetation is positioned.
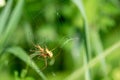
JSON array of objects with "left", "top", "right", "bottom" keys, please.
[{"left": 0, "top": 0, "right": 120, "bottom": 80}]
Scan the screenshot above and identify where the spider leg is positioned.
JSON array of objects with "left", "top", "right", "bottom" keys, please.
[
  {"left": 29, "top": 49, "right": 37, "bottom": 52},
  {"left": 31, "top": 42, "right": 38, "bottom": 47},
  {"left": 31, "top": 42, "right": 42, "bottom": 50},
  {"left": 30, "top": 53, "right": 40, "bottom": 59},
  {"left": 30, "top": 49, "right": 41, "bottom": 53}
]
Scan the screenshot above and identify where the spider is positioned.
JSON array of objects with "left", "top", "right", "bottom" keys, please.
[
  {"left": 30, "top": 37, "right": 78, "bottom": 70},
  {"left": 30, "top": 44, "right": 54, "bottom": 70}
]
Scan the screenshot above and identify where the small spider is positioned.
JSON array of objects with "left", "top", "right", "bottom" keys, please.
[
  {"left": 30, "top": 44, "right": 54, "bottom": 70},
  {"left": 30, "top": 37, "right": 78, "bottom": 70}
]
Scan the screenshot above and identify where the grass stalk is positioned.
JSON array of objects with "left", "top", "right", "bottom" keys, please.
[{"left": 72, "top": 0, "right": 92, "bottom": 80}]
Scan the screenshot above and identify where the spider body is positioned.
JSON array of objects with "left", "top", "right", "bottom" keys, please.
[
  {"left": 30, "top": 44, "right": 53, "bottom": 70},
  {"left": 35, "top": 45, "right": 53, "bottom": 58}
]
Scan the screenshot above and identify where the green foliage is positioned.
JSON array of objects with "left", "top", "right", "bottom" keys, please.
[
  {"left": 0, "top": 0, "right": 120, "bottom": 80},
  {"left": 0, "top": 0, "right": 46, "bottom": 80},
  {"left": 7, "top": 47, "right": 46, "bottom": 80}
]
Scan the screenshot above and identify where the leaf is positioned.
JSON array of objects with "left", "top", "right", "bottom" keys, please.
[{"left": 7, "top": 46, "right": 47, "bottom": 80}]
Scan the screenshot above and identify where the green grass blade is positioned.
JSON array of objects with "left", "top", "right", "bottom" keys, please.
[
  {"left": 91, "top": 30, "right": 107, "bottom": 76},
  {"left": 72, "top": 0, "right": 87, "bottom": 20},
  {"left": 83, "top": 54, "right": 91, "bottom": 80},
  {"left": 0, "top": 0, "right": 24, "bottom": 46},
  {"left": 72, "top": 0, "right": 92, "bottom": 79},
  {"left": 0, "top": 0, "right": 13, "bottom": 36},
  {"left": 72, "top": 0, "right": 91, "bottom": 61},
  {"left": 7, "top": 46, "right": 47, "bottom": 80},
  {"left": 65, "top": 41, "right": 120, "bottom": 80}
]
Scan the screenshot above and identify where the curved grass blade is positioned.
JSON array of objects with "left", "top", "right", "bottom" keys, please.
[
  {"left": 7, "top": 47, "right": 47, "bottom": 80},
  {"left": 65, "top": 41, "right": 120, "bottom": 80}
]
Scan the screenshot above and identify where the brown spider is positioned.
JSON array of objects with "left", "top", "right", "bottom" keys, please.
[
  {"left": 30, "top": 37, "right": 78, "bottom": 70},
  {"left": 30, "top": 44, "right": 53, "bottom": 70}
]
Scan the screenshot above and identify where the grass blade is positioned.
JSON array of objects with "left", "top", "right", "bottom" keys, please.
[
  {"left": 72, "top": 0, "right": 91, "bottom": 61},
  {"left": 7, "top": 46, "right": 47, "bottom": 80},
  {"left": 91, "top": 29, "right": 108, "bottom": 76},
  {"left": 0, "top": 0, "right": 13, "bottom": 36},
  {"left": 83, "top": 54, "right": 91, "bottom": 80},
  {"left": 72, "top": 0, "right": 92, "bottom": 79},
  {"left": 65, "top": 41, "right": 120, "bottom": 80},
  {"left": 0, "top": 0, "right": 24, "bottom": 46}
]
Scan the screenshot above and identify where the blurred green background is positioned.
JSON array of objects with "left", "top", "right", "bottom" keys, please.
[{"left": 0, "top": 0, "right": 120, "bottom": 80}]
